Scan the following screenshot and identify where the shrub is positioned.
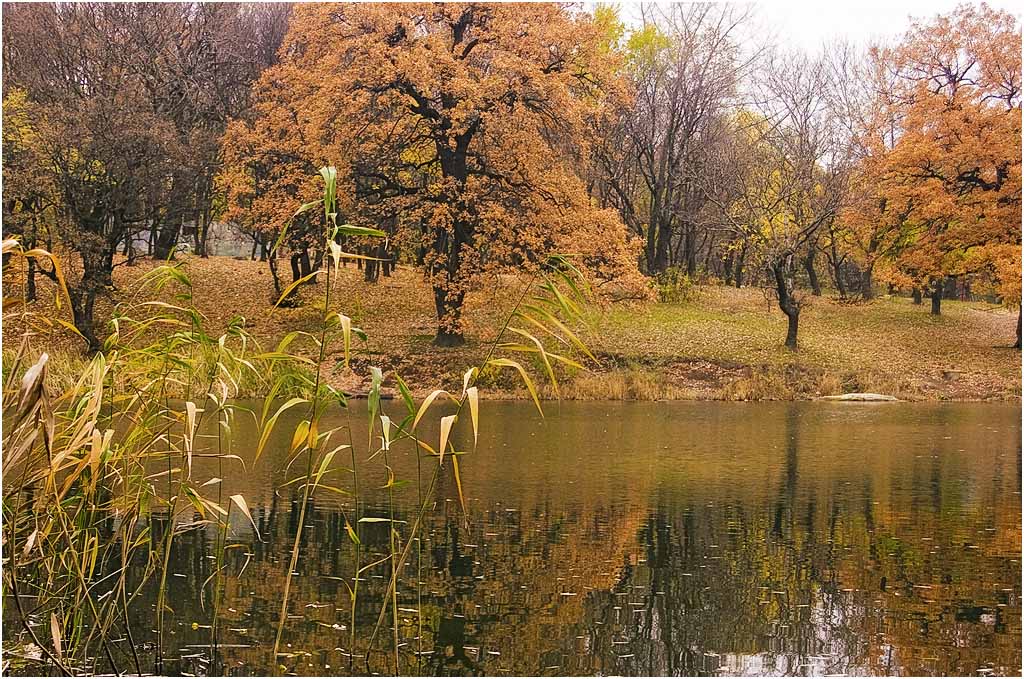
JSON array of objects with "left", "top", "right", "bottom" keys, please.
[{"left": 655, "top": 267, "right": 697, "bottom": 303}]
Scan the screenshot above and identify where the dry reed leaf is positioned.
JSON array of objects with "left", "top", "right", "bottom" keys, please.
[
  {"left": 230, "top": 494, "right": 261, "bottom": 541},
  {"left": 50, "top": 613, "right": 63, "bottom": 662},
  {"left": 466, "top": 387, "right": 479, "bottom": 447}
]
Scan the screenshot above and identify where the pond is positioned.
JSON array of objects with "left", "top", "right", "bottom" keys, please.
[{"left": 7, "top": 402, "right": 1022, "bottom": 676}]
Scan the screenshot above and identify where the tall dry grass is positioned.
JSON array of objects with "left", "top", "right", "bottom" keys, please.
[{"left": 1, "top": 168, "right": 595, "bottom": 676}]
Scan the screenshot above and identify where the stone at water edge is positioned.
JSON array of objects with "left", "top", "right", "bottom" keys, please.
[{"left": 819, "top": 393, "right": 899, "bottom": 402}]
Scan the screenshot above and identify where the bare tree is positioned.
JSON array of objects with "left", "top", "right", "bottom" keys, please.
[
  {"left": 2, "top": 2, "right": 289, "bottom": 349},
  {"left": 120, "top": 3, "right": 293, "bottom": 258},
  {"left": 597, "top": 3, "right": 757, "bottom": 275},
  {"left": 3, "top": 3, "right": 181, "bottom": 349},
  {"left": 707, "top": 51, "right": 850, "bottom": 349}
]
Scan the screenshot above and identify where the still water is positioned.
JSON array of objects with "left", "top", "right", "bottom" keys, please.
[{"left": 46, "top": 403, "right": 1024, "bottom": 675}]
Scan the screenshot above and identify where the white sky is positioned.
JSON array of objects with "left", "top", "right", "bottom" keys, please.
[
  {"left": 762, "top": 0, "right": 1022, "bottom": 53},
  {"left": 615, "top": 1, "right": 1022, "bottom": 53}
]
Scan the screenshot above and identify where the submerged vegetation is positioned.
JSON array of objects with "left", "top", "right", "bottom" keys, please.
[{"left": 1, "top": 169, "right": 597, "bottom": 675}]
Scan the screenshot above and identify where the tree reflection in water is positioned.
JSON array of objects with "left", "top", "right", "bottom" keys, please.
[{"left": 6, "top": 402, "right": 1018, "bottom": 676}]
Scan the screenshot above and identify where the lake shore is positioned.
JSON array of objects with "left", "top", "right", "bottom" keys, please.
[{"left": 3, "top": 255, "right": 1020, "bottom": 402}]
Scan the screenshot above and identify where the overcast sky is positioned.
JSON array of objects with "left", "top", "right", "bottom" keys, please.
[
  {"left": 763, "top": 0, "right": 1022, "bottom": 53},
  {"left": 615, "top": 1, "right": 1022, "bottom": 53}
]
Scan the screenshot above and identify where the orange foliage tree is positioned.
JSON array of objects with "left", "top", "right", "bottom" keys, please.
[
  {"left": 857, "top": 5, "right": 1021, "bottom": 333},
  {"left": 222, "top": 2, "right": 646, "bottom": 345}
]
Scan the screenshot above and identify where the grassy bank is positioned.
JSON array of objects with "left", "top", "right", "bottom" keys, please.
[{"left": 3, "top": 255, "right": 1020, "bottom": 401}]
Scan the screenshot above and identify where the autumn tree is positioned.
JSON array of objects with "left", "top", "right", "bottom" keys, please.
[
  {"left": 231, "top": 2, "right": 644, "bottom": 345},
  {"left": 3, "top": 3, "right": 289, "bottom": 348},
  {"left": 868, "top": 5, "right": 1021, "bottom": 324},
  {"left": 219, "top": 70, "right": 326, "bottom": 303},
  {"left": 1, "top": 89, "right": 59, "bottom": 303},
  {"left": 828, "top": 41, "right": 913, "bottom": 299},
  {"left": 120, "top": 3, "right": 294, "bottom": 258},
  {"left": 2, "top": 3, "right": 183, "bottom": 349}
]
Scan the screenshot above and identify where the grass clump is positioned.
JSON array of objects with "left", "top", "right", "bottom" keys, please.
[
  {"left": 550, "top": 365, "right": 696, "bottom": 401},
  {"left": 654, "top": 267, "right": 698, "bottom": 304}
]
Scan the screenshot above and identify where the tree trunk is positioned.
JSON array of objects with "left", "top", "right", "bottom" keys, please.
[
  {"left": 268, "top": 253, "right": 284, "bottom": 302},
  {"left": 911, "top": 287, "right": 922, "bottom": 305},
  {"left": 299, "top": 249, "right": 314, "bottom": 283},
  {"left": 196, "top": 177, "right": 212, "bottom": 258},
  {"left": 268, "top": 253, "right": 298, "bottom": 306},
  {"left": 153, "top": 173, "right": 188, "bottom": 259},
  {"left": 124, "top": 234, "right": 138, "bottom": 266},
  {"left": 277, "top": 252, "right": 306, "bottom": 303},
  {"left": 930, "top": 280, "right": 942, "bottom": 316},
  {"left": 734, "top": 245, "right": 746, "bottom": 289},
  {"left": 101, "top": 243, "right": 115, "bottom": 287},
  {"left": 196, "top": 210, "right": 210, "bottom": 258},
  {"left": 860, "top": 266, "right": 874, "bottom": 300},
  {"left": 644, "top": 210, "right": 673, "bottom": 275},
  {"left": 723, "top": 251, "right": 734, "bottom": 286},
  {"left": 943, "top": 275, "right": 958, "bottom": 301},
  {"left": 153, "top": 222, "right": 180, "bottom": 260},
  {"left": 25, "top": 257, "right": 37, "bottom": 303},
  {"left": 828, "top": 239, "right": 846, "bottom": 299},
  {"left": 430, "top": 137, "right": 477, "bottom": 346},
  {"left": 684, "top": 224, "right": 697, "bottom": 278},
  {"left": 364, "top": 247, "right": 379, "bottom": 282},
  {"left": 311, "top": 249, "right": 324, "bottom": 284},
  {"left": 429, "top": 208, "right": 468, "bottom": 346},
  {"left": 832, "top": 261, "right": 846, "bottom": 299},
  {"left": 251, "top": 237, "right": 259, "bottom": 261},
  {"left": 71, "top": 288, "right": 101, "bottom": 352},
  {"left": 803, "top": 251, "right": 821, "bottom": 296},
  {"left": 650, "top": 217, "right": 672, "bottom": 274},
  {"left": 69, "top": 249, "right": 109, "bottom": 353},
  {"left": 772, "top": 254, "right": 801, "bottom": 350},
  {"left": 1015, "top": 310, "right": 1021, "bottom": 350},
  {"left": 785, "top": 312, "right": 799, "bottom": 349},
  {"left": 433, "top": 283, "right": 465, "bottom": 346}
]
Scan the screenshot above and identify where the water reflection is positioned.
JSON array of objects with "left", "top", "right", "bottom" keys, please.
[{"left": 8, "top": 402, "right": 1022, "bottom": 676}]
